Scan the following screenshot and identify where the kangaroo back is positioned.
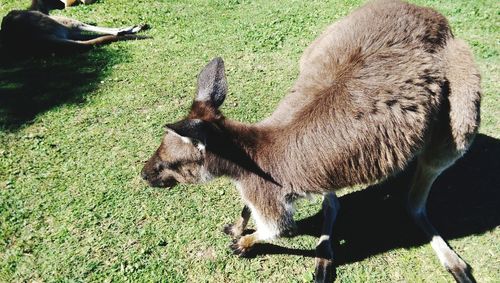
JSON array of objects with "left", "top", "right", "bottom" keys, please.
[{"left": 261, "top": 0, "right": 456, "bottom": 189}]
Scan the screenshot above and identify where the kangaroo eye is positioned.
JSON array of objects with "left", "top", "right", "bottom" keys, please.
[
  {"left": 155, "top": 161, "right": 180, "bottom": 171},
  {"left": 167, "top": 161, "right": 180, "bottom": 170}
]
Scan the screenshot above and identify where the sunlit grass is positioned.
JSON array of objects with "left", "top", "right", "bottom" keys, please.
[{"left": 1, "top": 0, "right": 498, "bottom": 282}]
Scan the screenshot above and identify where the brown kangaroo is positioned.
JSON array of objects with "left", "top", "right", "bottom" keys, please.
[
  {"left": 0, "top": 0, "right": 148, "bottom": 54},
  {"left": 141, "top": 1, "right": 480, "bottom": 282}
]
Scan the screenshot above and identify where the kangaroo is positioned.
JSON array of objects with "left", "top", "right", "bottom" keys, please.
[
  {"left": 141, "top": 0, "right": 480, "bottom": 282},
  {"left": 0, "top": 0, "right": 148, "bottom": 54}
]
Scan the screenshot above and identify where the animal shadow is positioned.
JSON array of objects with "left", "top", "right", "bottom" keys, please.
[
  {"left": 0, "top": 48, "right": 127, "bottom": 131},
  {"left": 248, "top": 134, "right": 500, "bottom": 265}
]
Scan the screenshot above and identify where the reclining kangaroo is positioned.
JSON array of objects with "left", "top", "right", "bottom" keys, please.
[
  {"left": 141, "top": 0, "right": 480, "bottom": 282},
  {"left": 0, "top": 0, "right": 147, "bottom": 53}
]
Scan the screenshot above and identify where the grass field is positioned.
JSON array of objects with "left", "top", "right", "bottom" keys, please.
[{"left": 0, "top": 0, "right": 499, "bottom": 282}]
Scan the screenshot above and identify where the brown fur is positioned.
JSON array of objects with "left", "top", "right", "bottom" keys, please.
[{"left": 142, "top": 1, "right": 480, "bottom": 282}]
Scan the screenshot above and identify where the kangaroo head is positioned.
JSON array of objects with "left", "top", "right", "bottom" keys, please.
[{"left": 141, "top": 57, "right": 227, "bottom": 188}]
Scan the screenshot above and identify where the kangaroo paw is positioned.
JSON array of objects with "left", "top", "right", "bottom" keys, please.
[
  {"left": 117, "top": 24, "right": 149, "bottom": 36},
  {"left": 314, "top": 258, "right": 336, "bottom": 283},
  {"left": 230, "top": 241, "right": 251, "bottom": 257},
  {"left": 229, "top": 234, "right": 257, "bottom": 258}
]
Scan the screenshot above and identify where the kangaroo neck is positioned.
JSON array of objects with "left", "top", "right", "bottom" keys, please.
[{"left": 204, "top": 118, "right": 281, "bottom": 186}]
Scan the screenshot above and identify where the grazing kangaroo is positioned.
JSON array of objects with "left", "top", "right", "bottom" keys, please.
[
  {"left": 0, "top": 0, "right": 148, "bottom": 53},
  {"left": 141, "top": 0, "right": 480, "bottom": 282}
]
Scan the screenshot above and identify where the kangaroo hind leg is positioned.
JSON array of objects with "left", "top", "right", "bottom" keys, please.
[
  {"left": 77, "top": 23, "right": 147, "bottom": 36},
  {"left": 408, "top": 38, "right": 481, "bottom": 283},
  {"left": 50, "top": 15, "right": 147, "bottom": 38},
  {"left": 407, "top": 157, "right": 475, "bottom": 283}
]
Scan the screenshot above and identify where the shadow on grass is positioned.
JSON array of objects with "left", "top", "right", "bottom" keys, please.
[
  {"left": 0, "top": 48, "right": 128, "bottom": 131},
  {"left": 246, "top": 134, "right": 500, "bottom": 265}
]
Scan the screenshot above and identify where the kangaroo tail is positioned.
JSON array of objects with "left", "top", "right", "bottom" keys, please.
[
  {"left": 43, "top": 34, "right": 151, "bottom": 53},
  {"left": 79, "top": 34, "right": 151, "bottom": 46}
]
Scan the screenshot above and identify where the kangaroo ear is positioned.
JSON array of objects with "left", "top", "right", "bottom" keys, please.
[{"left": 195, "top": 57, "right": 227, "bottom": 108}]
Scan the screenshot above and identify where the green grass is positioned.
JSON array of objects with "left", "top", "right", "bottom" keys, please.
[{"left": 1, "top": 0, "right": 499, "bottom": 282}]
